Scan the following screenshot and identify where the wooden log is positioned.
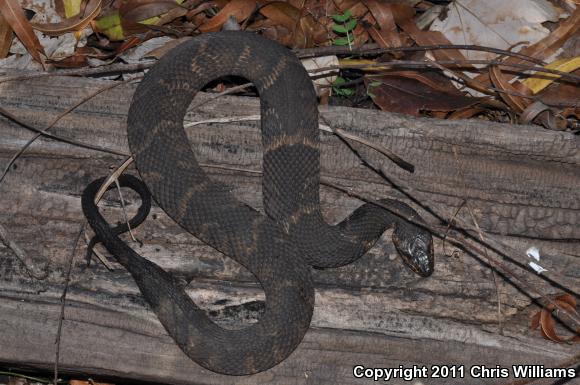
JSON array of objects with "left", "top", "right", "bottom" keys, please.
[{"left": 0, "top": 74, "right": 578, "bottom": 384}]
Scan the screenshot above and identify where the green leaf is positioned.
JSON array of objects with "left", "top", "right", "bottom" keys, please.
[
  {"left": 332, "top": 10, "right": 352, "bottom": 23},
  {"left": 333, "top": 36, "right": 353, "bottom": 46},
  {"left": 333, "top": 76, "right": 346, "bottom": 86},
  {"left": 368, "top": 81, "right": 382, "bottom": 87},
  {"left": 340, "top": 88, "right": 355, "bottom": 96},
  {"left": 334, "top": 87, "right": 355, "bottom": 97},
  {"left": 332, "top": 19, "right": 357, "bottom": 34}
]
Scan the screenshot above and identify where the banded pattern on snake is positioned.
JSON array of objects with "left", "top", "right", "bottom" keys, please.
[{"left": 82, "top": 32, "right": 434, "bottom": 375}]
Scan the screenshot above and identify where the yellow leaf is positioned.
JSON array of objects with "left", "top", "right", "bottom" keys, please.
[
  {"left": 522, "top": 56, "right": 580, "bottom": 94},
  {"left": 93, "top": 11, "right": 123, "bottom": 40},
  {"left": 31, "top": 0, "right": 102, "bottom": 36},
  {"left": 64, "top": 0, "right": 83, "bottom": 18}
]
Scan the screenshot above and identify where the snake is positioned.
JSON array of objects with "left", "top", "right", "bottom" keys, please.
[{"left": 81, "top": 31, "right": 434, "bottom": 376}]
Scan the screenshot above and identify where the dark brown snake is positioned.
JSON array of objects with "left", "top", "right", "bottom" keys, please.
[{"left": 82, "top": 32, "right": 434, "bottom": 375}]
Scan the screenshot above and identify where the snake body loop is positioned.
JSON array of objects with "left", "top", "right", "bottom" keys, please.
[{"left": 82, "top": 32, "right": 434, "bottom": 375}]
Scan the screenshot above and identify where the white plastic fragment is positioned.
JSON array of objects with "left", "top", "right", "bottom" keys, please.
[
  {"left": 526, "top": 246, "right": 541, "bottom": 261},
  {"left": 528, "top": 261, "right": 548, "bottom": 274},
  {"left": 526, "top": 246, "right": 546, "bottom": 273}
]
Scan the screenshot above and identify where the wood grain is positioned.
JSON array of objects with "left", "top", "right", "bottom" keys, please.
[{"left": 0, "top": 74, "right": 578, "bottom": 384}]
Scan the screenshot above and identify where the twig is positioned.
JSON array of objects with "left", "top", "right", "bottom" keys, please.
[
  {"left": 295, "top": 43, "right": 546, "bottom": 66},
  {"left": 452, "top": 146, "right": 503, "bottom": 332},
  {"left": 310, "top": 60, "right": 580, "bottom": 83},
  {"left": 197, "top": 159, "right": 580, "bottom": 327},
  {"left": 0, "top": 106, "right": 127, "bottom": 163},
  {"left": 0, "top": 61, "right": 155, "bottom": 84},
  {"left": 325, "top": 182, "right": 580, "bottom": 327},
  {"left": 81, "top": 132, "right": 577, "bottom": 332},
  {"left": 113, "top": 177, "right": 137, "bottom": 243},
  {"left": 467, "top": 204, "right": 503, "bottom": 333},
  {"left": 0, "top": 77, "right": 138, "bottom": 184},
  {"left": 54, "top": 223, "right": 84, "bottom": 385},
  {"left": 0, "top": 44, "right": 546, "bottom": 85},
  {"left": 189, "top": 82, "right": 253, "bottom": 110},
  {"left": 330, "top": 133, "right": 580, "bottom": 328},
  {"left": 85, "top": 157, "right": 134, "bottom": 269}
]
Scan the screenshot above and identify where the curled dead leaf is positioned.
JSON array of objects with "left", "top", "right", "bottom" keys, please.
[
  {"left": 120, "top": 0, "right": 180, "bottom": 25},
  {"left": 489, "top": 65, "right": 531, "bottom": 113},
  {"left": 31, "top": 0, "right": 102, "bottom": 36},
  {"left": 0, "top": 11, "right": 12, "bottom": 58},
  {"left": 530, "top": 294, "right": 580, "bottom": 343},
  {"left": 198, "top": 0, "right": 258, "bottom": 33},
  {"left": 363, "top": 0, "right": 402, "bottom": 49},
  {"left": 0, "top": 0, "right": 45, "bottom": 66},
  {"left": 252, "top": 1, "right": 325, "bottom": 48}
]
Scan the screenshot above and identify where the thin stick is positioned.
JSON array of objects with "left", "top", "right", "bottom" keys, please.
[
  {"left": 452, "top": 146, "right": 503, "bottom": 332},
  {"left": 188, "top": 82, "right": 253, "bottom": 111},
  {"left": 310, "top": 60, "right": 580, "bottom": 83},
  {"left": 0, "top": 61, "right": 155, "bottom": 84},
  {"left": 0, "top": 106, "right": 127, "bottom": 160},
  {"left": 295, "top": 43, "right": 546, "bottom": 66},
  {"left": 0, "top": 44, "right": 546, "bottom": 85},
  {"left": 54, "top": 223, "right": 84, "bottom": 385},
  {"left": 113, "top": 177, "right": 137, "bottom": 242},
  {"left": 198, "top": 159, "right": 580, "bottom": 327},
  {"left": 0, "top": 78, "right": 137, "bottom": 184},
  {"left": 85, "top": 156, "right": 134, "bottom": 269}
]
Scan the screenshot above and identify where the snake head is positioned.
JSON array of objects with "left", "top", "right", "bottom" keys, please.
[{"left": 392, "top": 224, "right": 434, "bottom": 277}]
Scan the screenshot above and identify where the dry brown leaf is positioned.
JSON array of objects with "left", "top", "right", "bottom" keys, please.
[
  {"left": 185, "top": 1, "right": 216, "bottom": 20},
  {"left": 120, "top": 0, "right": 179, "bottom": 25},
  {"left": 508, "top": 7, "right": 580, "bottom": 63},
  {"left": 333, "top": 0, "right": 362, "bottom": 16},
  {"left": 521, "top": 101, "right": 550, "bottom": 123},
  {"left": 388, "top": 70, "right": 463, "bottom": 94},
  {"left": 539, "top": 78, "right": 580, "bottom": 108},
  {"left": 259, "top": 1, "right": 298, "bottom": 31},
  {"left": 31, "top": 0, "right": 102, "bottom": 36},
  {"left": 364, "top": 1, "right": 402, "bottom": 49},
  {"left": 0, "top": 0, "right": 45, "bottom": 66},
  {"left": 448, "top": 99, "right": 509, "bottom": 119},
  {"left": 198, "top": 0, "right": 258, "bottom": 32},
  {"left": 475, "top": 7, "right": 580, "bottom": 86},
  {"left": 520, "top": 101, "right": 567, "bottom": 131},
  {"left": 254, "top": 1, "right": 324, "bottom": 48},
  {"left": 0, "top": 11, "right": 12, "bottom": 58},
  {"left": 392, "top": 3, "right": 473, "bottom": 67},
  {"left": 489, "top": 66, "right": 531, "bottom": 112},
  {"left": 49, "top": 52, "right": 89, "bottom": 68},
  {"left": 554, "top": 294, "right": 577, "bottom": 309},
  {"left": 365, "top": 74, "right": 483, "bottom": 116},
  {"left": 531, "top": 294, "right": 580, "bottom": 343}
]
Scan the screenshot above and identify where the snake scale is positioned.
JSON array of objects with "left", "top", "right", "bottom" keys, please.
[{"left": 82, "top": 32, "right": 434, "bottom": 375}]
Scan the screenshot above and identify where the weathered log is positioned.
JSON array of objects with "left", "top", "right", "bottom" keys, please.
[{"left": 0, "top": 74, "right": 578, "bottom": 385}]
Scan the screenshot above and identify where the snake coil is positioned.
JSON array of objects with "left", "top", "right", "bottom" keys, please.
[{"left": 82, "top": 32, "right": 434, "bottom": 375}]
